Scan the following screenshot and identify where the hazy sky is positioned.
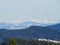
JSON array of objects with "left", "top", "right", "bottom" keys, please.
[{"left": 0, "top": 0, "right": 60, "bottom": 23}]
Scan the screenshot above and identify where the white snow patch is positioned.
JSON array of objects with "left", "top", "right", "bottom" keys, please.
[{"left": 38, "top": 39, "right": 60, "bottom": 43}]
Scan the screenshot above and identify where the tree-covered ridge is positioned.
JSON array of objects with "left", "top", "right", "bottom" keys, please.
[
  {"left": 0, "top": 26, "right": 60, "bottom": 41},
  {"left": 6, "top": 38, "right": 60, "bottom": 45},
  {"left": 0, "top": 26, "right": 60, "bottom": 45}
]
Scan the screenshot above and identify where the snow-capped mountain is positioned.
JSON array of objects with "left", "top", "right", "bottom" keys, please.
[{"left": 0, "top": 21, "right": 49, "bottom": 29}]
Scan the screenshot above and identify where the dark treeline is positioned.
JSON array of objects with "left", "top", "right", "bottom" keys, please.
[{"left": 1, "top": 38, "right": 60, "bottom": 45}]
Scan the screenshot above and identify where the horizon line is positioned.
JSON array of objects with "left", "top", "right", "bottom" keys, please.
[{"left": 0, "top": 20, "right": 60, "bottom": 24}]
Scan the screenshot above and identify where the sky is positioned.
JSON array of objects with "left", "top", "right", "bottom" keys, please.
[{"left": 0, "top": 0, "right": 60, "bottom": 23}]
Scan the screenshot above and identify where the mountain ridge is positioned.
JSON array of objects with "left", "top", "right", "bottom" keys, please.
[
  {"left": 0, "top": 21, "right": 50, "bottom": 29},
  {"left": 47, "top": 23, "right": 60, "bottom": 30},
  {"left": 0, "top": 26, "right": 60, "bottom": 42}
]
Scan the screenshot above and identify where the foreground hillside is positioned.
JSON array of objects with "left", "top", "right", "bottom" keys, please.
[{"left": 1, "top": 38, "right": 60, "bottom": 45}]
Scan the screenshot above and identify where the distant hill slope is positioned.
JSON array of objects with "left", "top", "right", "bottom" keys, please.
[
  {"left": 0, "top": 26, "right": 60, "bottom": 42},
  {"left": 47, "top": 23, "right": 60, "bottom": 30}
]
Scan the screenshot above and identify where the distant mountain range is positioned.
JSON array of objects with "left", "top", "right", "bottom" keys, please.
[
  {"left": 0, "top": 26, "right": 60, "bottom": 42},
  {"left": 0, "top": 22, "right": 60, "bottom": 42},
  {"left": 0, "top": 21, "right": 60, "bottom": 30},
  {"left": 0, "top": 21, "right": 49, "bottom": 29}
]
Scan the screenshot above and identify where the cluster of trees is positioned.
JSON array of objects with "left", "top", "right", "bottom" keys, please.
[{"left": 1, "top": 38, "right": 60, "bottom": 45}]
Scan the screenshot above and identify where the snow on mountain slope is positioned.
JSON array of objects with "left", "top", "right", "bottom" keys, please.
[{"left": 0, "top": 21, "right": 49, "bottom": 29}]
